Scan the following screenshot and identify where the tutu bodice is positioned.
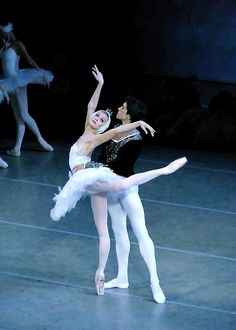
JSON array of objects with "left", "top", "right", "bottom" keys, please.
[
  {"left": 1, "top": 47, "right": 20, "bottom": 76},
  {"left": 0, "top": 46, "right": 54, "bottom": 100},
  {"left": 50, "top": 141, "right": 130, "bottom": 221},
  {"left": 69, "top": 142, "right": 91, "bottom": 172}
]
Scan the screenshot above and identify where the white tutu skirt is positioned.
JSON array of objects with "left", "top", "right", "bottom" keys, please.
[
  {"left": 0, "top": 68, "right": 54, "bottom": 100},
  {"left": 50, "top": 167, "right": 123, "bottom": 221}
]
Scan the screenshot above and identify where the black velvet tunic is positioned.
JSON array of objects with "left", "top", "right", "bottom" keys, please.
[{"left": 98, "top": 131, "right": 143, "bottom": 177}]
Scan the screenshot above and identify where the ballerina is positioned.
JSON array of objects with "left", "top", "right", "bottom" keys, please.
[
  {"left": 0, "top": 22, "right": 54, "bottom": 156},
  {"left": 50, "top": 65, "right": 187, "bottom": 296}
]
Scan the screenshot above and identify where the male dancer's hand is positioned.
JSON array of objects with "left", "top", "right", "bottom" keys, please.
[{"left": 139, "top": 121, "right": 156, "bottom": 137}]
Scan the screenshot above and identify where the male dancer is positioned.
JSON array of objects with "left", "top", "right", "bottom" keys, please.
[{"left": 97, "top": 96, "right": 166, "bottom": 303}]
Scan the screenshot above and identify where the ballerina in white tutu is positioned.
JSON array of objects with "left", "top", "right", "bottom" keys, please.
[
  {"left": 50, "top": 65, "right": 187, "bottom": 296},
  {"left": 0, "top": 22, "right": 54, "bottom": 156}
]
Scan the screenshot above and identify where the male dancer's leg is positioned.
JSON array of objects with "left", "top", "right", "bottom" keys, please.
[
  {"left": 121, "top": 191, "right": 165, "bottom": 303},
  {"left": 106, "top": 189, "right": 166, "bottom": 303}
]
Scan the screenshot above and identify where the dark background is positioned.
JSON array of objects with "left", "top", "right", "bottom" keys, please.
[{"left": 1, "top": 1, "right": 236, "bottom": 152}]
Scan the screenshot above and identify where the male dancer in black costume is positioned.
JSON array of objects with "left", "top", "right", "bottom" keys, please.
[{"left": 98, "top": 96, "right": 166, "bottom": 303}]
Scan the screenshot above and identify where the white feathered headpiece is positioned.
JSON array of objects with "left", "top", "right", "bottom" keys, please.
[{"left": 0, "top": 22, "right": 14, "bottom": 33}]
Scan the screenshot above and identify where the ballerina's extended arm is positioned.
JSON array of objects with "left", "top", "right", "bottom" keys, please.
[
  {"left": 93, "top": 120, "right": 156, "bottom": 148},
  {"left": 85, "top": 65, "right": 104, "bottom": 129}
]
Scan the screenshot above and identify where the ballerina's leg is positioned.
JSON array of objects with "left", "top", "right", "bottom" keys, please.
[
  {"left": 7, "top": 93, "right": 25, "bottom": 156},
  {"left": 14, "top": 87, "right": 53, "bottom": 153},
  {"left": 97, "top": 157, "right": 188, "bottom": 192},
  {"left": 91, "top": 193, "right": 110, "bottom": 295}
]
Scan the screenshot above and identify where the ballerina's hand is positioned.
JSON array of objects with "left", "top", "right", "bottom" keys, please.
[
  {"left": 92, "top": 64, "right": 104, "bottom": 85},
  {"left": 42, "top": 75, "right": 51, "bottom": 88},
  {"left": 139, "top": 121, "right": 156, "bottom": 137}
]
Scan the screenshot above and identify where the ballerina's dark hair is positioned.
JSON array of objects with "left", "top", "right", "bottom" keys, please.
[{"left": 124, "top": 95, "right": 147, "bottom": 122}]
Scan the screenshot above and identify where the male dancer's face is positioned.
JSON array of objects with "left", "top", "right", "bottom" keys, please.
[{"left": 116, "top": 102, "right": 129, "bottom": 121}]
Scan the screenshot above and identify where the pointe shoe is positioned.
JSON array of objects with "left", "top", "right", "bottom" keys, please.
[
  {"left": 38, "top": 138, "right": 54, "bottom": 152},
  {"left": 95, "top": 272, "right": 105, "bottom": 296},
  {"left": 0, "top": 158, "right": 8, "bottom": 168},
  {"left": 104, "top": 278, "right": 129, "bottom": 289},
  {"left": 151, "top": 283, "right": 166, "bottom": 304},
  {"left": 50, "top": 209, "right": 60, "bottom": 221},
  {"left": 43, "top": 143, "right": 53, "bottom": 152},
  {"left": 6, "top": 149, "right": 21, "bottom": 157},
  {"left": 164, "top": 157, "right": 187, "bottom": 175}
]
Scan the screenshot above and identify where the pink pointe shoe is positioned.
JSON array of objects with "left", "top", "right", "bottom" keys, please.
[
  {"left": 38, "top": 138, "right": 54, "bottom": 152},
  {"left": 6, "top": 149, "right": 21, "bottom": 157},
  {"left": 0, "top": 158, "right": 8, "bottom": 168},
  {"left": 164, "top": 157, "right": 187, "bottom": 175},
  {"left": 151, "top": 282, "right": 166, "bottom": 304},
  {"left": 95, "top": 271, "right": 105, "bottom": 296}
]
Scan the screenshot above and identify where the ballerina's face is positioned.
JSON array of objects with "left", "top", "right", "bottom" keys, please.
[{"left": 89, "top": 111, "right": 109, "bottom": 130}]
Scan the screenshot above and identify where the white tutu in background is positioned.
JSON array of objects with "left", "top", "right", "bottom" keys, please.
[
  {"left": 50, "top": 167, "right": 122, "bottom": 221},
  {"left": 0, "top": 68, "right": 54, "bottom": 94},
  {"left": 0, "top": 47, "right": 54, "bottom": 102}
]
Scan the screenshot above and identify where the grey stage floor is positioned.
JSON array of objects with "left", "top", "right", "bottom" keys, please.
[{"left": 0, "top": 139, "right": 235, "bottom": 330}]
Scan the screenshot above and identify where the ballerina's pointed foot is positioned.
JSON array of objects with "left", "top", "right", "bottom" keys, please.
[
  {"left": 104, "top": 278, "right": 129, "bottom": 289},
  {"left": 50, "top": 209, "right": 60, "bottom": 222},
  {"left": 95, "top": 272, "right": 105, "bottom": 296},
  {"left": 6, "top": 149, "right": 21, "bottom": 157},
  {"left": 0, "top": 158, "right": 8, "bottom": 168},
  {"left": 38, "top": 138, "right": 54, "bottom": 152},
  {"left": 164, "top": 157, "right": 187, "bottom": 175},
  {"left": 151, "top": 282, "right": 166, "bottom": 304}
]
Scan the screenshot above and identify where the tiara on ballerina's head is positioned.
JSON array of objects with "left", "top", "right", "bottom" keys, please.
[
  {"left": 0, "top": 22, "right": 14, "bottom": 33},
  {"left": 104, "top": 108, "right": 113, "bottom": 116}
]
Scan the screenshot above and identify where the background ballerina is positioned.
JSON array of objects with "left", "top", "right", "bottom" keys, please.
[{"left": 0, "top": 22, "right": 54, "bottom": 156}]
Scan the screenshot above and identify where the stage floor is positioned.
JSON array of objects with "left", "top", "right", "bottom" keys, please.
[{"left": 0, "top": 139, "right": 235, "bottom": 330}]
